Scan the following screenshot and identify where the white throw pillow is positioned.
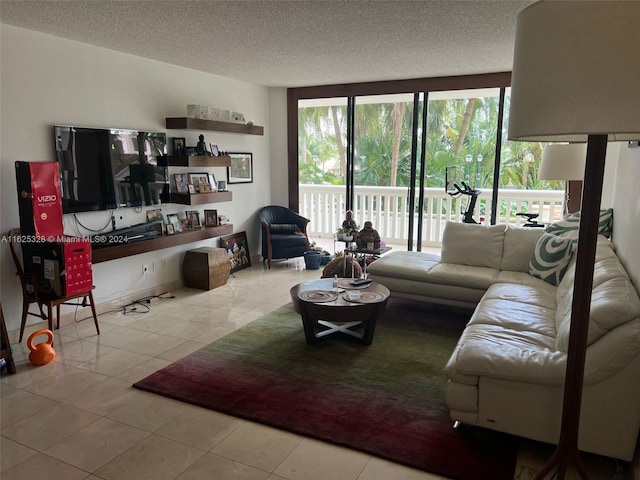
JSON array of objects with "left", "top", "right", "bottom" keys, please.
[
  {"left": 501, "top": 226, "right": 543, "bottom": 272},
  {"left": 441, "top": 222, "right": 506, "bottom": 270},
  {"left": 529, "top": 232, "right": 575, "bottom": 286}
]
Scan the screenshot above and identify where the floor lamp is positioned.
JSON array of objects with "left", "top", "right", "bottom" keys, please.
[
  {"left": 538, "top": 144, "right": 586, "bottom": 215},
  {"left": 508, "top": 2, "right": 640, "bottom": 479}
]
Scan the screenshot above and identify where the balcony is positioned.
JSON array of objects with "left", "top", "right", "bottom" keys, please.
[{"left": 299, "top": 184, "right": 564, "bottom": 249}]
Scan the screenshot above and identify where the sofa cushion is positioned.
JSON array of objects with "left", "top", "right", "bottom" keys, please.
[
  {"left": 469, "top": 298, "right": 557, "bottom": 338},
  {"left": 366, "top": 251, "right": 440, "bottom": 281},
  {"left": 544, "top": 208, "right": 613, "bottom": 241},
  {"left": 529, "top": 232, "right": 575, "bottom": 286},
  {"left": 441, "top": 222, "right": 506, "bottom": 270},
  {"left": 555, "top": 259, "right": 640, "bottom": 351},
  {"left": 501, "top": 226, "right": 542, "bottom": 272},
  {"left": 426, "top": 263, "right": 500, "bottom": 290},
  {"left": 444, "top": 323, "right": 563, "bottom": 385},
  {"left": 483, "top": 282, "right": 557, "bottom": 309}
]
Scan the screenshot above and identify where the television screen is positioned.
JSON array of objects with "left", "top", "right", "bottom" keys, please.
[{"left": 55, "top": 126, "right": 167, "bottom": 213}]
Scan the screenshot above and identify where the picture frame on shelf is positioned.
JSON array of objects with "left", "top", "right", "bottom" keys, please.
[
  {"left": 188, "top": 172, "right": 209, "bottom": 193},
  {"left": 221, "top": 231, "right": 251, "bottom": 273},
  {"left": 208, "top": 173, "right": 217, "bottom": 191},
  {"left": 166, "top": 223, "right": 175, "bottom": 235},
  {"left": 217, "top": 180, "right": 227, "bottom": 192},
  {"left": 146, "top": 208, "right": 163, "bottom": 223},
  {"left": 167, "top": 213, "right": 182, "bottom": 233},
  {"left": 204, "top": 209, "right": 218, "bottom": 227},
  {"left": 210, "top": 144, "right": 219, "bottom": 156},
  {"left": 180, "top": 218, "right": 194, "bottom": 230},
  {"left": 188, "top": 184, "right": 196, "bottom": 194},
  {"left": 171, "top": 137, "right": 186, "bottom": 156},
  {"left": 186, "top": 210, "right": 201, "bottom": 228},
  {"left": 227, "top": 152, "right": 253, "bottom": 184},
  {"left": 173, "top": 173, "right": 190, "bottom": 194}
]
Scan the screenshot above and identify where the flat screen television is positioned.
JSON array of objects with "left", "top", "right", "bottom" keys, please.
[{"left": 54, "top": 125, "right": 167, "bottom": 213}]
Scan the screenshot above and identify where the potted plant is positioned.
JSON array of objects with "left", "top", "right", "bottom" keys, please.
[{"left": 336, "top": 225, "right": 359, "bottom": 242}]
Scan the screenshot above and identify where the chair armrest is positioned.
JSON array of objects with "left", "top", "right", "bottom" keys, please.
[{"left": 261, "top": 221, "right": 272, "bottom": 242}]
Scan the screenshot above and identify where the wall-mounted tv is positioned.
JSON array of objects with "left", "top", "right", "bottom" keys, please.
[{"left": 54, "top": 125, "right": 167, "bottom": 213}]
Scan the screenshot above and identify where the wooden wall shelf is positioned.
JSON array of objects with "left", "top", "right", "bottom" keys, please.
[
  {"left": 158, "top": 155, "right": 231, "bottom": 168},
  {"left": 92, "top": 224, "right": 233, "bottom": 263},
  {"left": 160, "top": 191, "right": 232, "bottom": 205},
  {"left": 166, "top": 117, "right": 264, "bottom": 136}
]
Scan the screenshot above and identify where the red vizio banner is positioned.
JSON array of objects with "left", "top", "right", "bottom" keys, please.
[{"left": 16, "top": 161, "right": 64, "bottom": 239}]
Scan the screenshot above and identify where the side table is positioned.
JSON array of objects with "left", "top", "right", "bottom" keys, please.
[{"left": 183, "top": 247, "right": 230, "bottom": 290}]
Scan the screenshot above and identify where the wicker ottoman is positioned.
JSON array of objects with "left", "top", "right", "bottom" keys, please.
[{"left": 183, "top": 247, "right": 230, "bottom": 290}]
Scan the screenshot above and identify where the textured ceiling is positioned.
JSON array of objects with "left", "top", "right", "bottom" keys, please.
[{"left": 0, "top": 0, "right": 536, "bottom": 88}]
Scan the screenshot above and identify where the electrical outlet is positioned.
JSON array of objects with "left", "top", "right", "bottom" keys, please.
[
  {"left": 142, "top": 264, "right": 149, "bottom": 275},
  {"left": 161, "top": 259, "right": 167, "bottom": 269},
  {"left": 152, "top": 260, "right": 160, "bottom": 272}
]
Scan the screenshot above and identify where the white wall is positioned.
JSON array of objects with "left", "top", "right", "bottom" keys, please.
[
  {"left": 611, "top": 143, "right": 640, "bottom": 290},
  {"left": 0, "top": 25, "right": 280, "bottom": 332},
  {"left": 268, "top": 88, "right": 289, "bottom": 207}
]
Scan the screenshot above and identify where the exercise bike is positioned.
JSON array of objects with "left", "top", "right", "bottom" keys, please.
[
  {"left": 516, "top": 212, "right": 544, "bottom": 228},
  {"left": 449, "top": 181, "right": 481, "bottom": 224},
  {"left": 445, "top": 167, "right": 481, "bottom": 223}
]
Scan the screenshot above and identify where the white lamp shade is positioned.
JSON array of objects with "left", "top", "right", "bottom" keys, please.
[
  {"left": 508, "top": 1, "right": 640, "bottom": 142},
  {"left": 538, "top": 144, "right": 587, "bottom": 181}
]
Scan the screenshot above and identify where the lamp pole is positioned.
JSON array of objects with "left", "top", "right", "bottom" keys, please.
[{"left": 465, "top": 154, "right": 472, "bottom": 184}]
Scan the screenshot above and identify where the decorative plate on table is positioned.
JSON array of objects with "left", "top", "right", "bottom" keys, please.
[
  {"left": 342, "top": 291, "right": 387, "bottom": 303},
  {"left": 299, "top": 290, "right": 338, "bottom": 303},
  {"left": 337, "top": 278, "right": 371, "bottom": 289}
]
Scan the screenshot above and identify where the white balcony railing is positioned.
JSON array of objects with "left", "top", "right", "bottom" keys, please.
[{"left": 300, "top": 184, "right": 564, "bottom": 248}]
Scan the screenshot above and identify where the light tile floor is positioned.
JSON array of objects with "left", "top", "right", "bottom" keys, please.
[{"left": 1, "top": 249, "right": 635, "bottom": 480}]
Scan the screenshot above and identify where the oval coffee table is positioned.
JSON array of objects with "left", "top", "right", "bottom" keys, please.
[{"left": 290, "top": 278, "right": 390, "bottom": 346}]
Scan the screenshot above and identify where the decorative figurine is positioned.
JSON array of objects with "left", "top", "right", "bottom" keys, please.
[
  {"left": 336, "top": 210, "right": 359, "bottom": 241},
  {"left": 196, "top": 134, "right": 211, "bottom": 156},
  {"left": 342, "top": 210, "right": 358, "bottom": 233},
  {"left": 356, "top": 221, "right": 380, "bottom": 249}
]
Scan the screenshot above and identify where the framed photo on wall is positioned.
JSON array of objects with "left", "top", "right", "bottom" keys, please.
[
  {"left": 220, "top": 231, "right": 251, "bottom": 273},
  {"left": 227, "top": 152, "right": 253, "bottom": 184}
]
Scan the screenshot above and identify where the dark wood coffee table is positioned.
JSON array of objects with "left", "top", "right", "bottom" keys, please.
[{"left": 290, "top": 278, "right": 389, "bottom": 345}]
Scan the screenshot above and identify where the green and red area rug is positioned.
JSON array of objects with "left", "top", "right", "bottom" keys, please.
[{"left": 134, "top": 298, "right": 518, "bottom": 479}]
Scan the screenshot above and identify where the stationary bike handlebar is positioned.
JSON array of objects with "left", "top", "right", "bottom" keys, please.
[
  {"left": 453, "top": 181, "right": 481, "bottom": 196},
  {"left": 449, "top": 181, "right": 481, "bottom": 224}
]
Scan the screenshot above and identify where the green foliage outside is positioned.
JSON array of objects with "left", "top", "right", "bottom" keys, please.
[{"left": 298, "top": 95, "right": 563, "bottom": 192}]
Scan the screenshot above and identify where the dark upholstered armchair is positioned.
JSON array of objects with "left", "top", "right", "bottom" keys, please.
[{"left": 259, "top": 206, "right": 310, "bottom": 268}]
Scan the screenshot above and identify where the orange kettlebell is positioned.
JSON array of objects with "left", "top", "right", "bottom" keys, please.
[{"left": 27, "top": 329, "right": 56, "bottom": 366}]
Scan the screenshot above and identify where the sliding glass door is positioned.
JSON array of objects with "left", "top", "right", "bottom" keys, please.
[
  {"left": 352, "top": 94, "right": 416, "bottom": 248},
  {"left": 297, "top": 97, "right": 348, "bottom": 234},
  {"left": 289, "top": 72, "right": 517, "bottom": 248}
]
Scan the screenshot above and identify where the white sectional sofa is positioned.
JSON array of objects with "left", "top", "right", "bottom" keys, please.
[{"left": 367, "top": 221, "right": 640, "bottom": 461}]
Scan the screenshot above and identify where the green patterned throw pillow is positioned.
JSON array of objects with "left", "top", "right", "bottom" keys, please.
[
  {"left": 544, "top": 208, "right": 613, "bottom": 240},
  {"left": 529, "top": 232, "right": 575, "bottom": 286}
]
